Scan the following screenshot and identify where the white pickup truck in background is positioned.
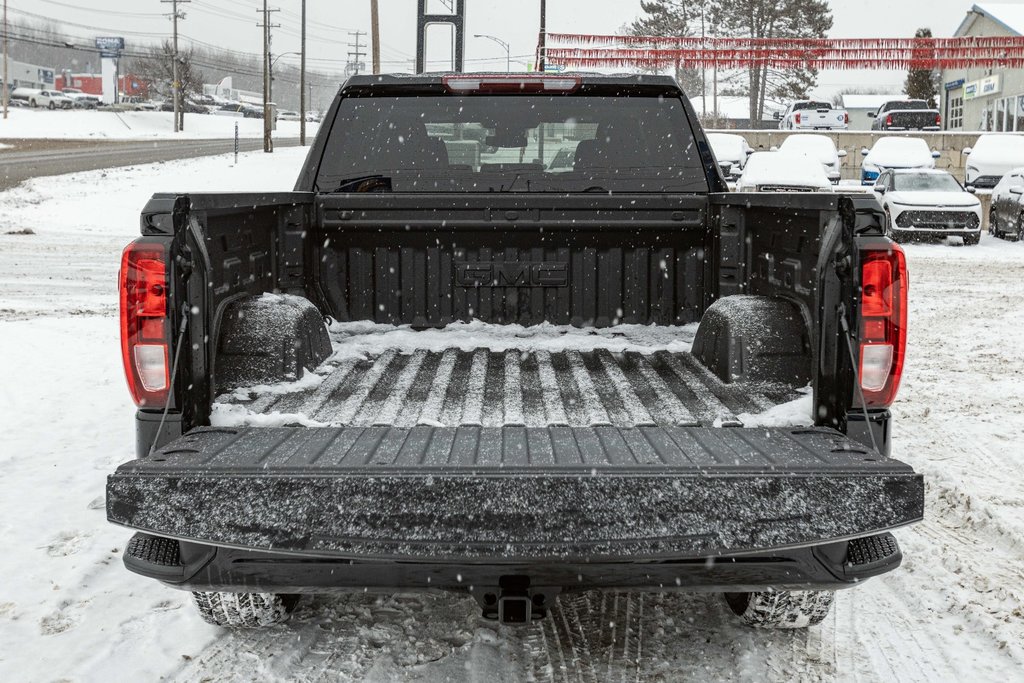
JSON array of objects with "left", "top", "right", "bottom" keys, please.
[{"left": 777, "top": 100, "right": 849, "bottom": 131}]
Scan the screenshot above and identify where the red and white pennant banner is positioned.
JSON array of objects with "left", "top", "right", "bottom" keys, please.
[{"left": 544, "top": 33, "right": 1024, "bottom": 70}]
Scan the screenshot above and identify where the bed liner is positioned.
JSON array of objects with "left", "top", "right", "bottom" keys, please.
[{"left": 215, "top": 347, "right": 800, "bottom": 429}]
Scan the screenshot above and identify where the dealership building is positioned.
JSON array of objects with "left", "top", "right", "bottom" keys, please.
[
  {"left": 941, "top": 3, "right": 1024, "bottom": 132},
  {"left": 0, "top": 57, "right": 56, "bottom": 92}
]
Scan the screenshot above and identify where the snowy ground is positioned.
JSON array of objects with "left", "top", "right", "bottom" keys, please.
[
  {"left": 1, "top": 154, "right": 1023, "bottom": 681},
  {"left": 0, "top": 107, "right": 318, "bottom": 140}
]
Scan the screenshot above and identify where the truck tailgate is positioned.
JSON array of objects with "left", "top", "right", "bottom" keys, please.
[{"left": 107, "top": 425, "right": 923, "bottom": 562}]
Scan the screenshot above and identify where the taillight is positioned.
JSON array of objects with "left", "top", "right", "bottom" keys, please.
[
  {"left": 935, "top": 113, "right": 942, "bottom": 127},
  {"left": 795, "top": 112, "right": 802, "bottom": 124},
  {"left": 885, "top": 114, "right": 893, "bottom": 127},
  {"left": 442, "top": 74, "right": 581, "bottom": 94},
  {"left": 858, "top": 245, "right": 908, "bottom": 407},
  {"left": 120, "top": 240, "right": 170, "bottom": 407},
  {"left": 844, "top": 112, "right": 849, "bottom": 124}
]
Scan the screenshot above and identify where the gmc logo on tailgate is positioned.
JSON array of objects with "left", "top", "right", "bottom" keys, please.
[{"left": 455, "top": 261, "right": 569, "bottom": 288}]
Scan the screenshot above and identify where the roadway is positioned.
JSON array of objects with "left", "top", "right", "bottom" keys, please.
[{"left": 0, "top": 137, "right": 304, "bottom": 189}]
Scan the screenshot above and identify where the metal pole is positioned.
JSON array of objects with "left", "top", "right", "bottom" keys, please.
[
  {"left": 173, "top": 0, "right": 179, "bottom": 132},
  {"left": 700, "top": 6, "right": 706, "bottom": 118},
  {"left": 370, "top": 0, "right": 381, "bottom": 75},
  {"left": 162, "top": 0, "right": 189, "bottom": 132},
  {"left": 538, "top": 0, "right": 546, "bottom": 71},
  {"left": 2, "top": 0, "right": 8, "bottom": 121},
  {"left": 300, "top": 0, "right": 306, "bottom": 145},
  {"left": 260, "top": 0, "right": 274, "bottom": 153},
  {"left": 475, "top": 35, "right": 511, "bottom": 73}
]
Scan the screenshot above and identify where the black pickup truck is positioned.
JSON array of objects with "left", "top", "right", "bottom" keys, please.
[
  {"left": 870, "top": 99, "right": 942, "bottom": 131},
  {"left": 107, "top": 73, "right": 922, "bottom": 631}
]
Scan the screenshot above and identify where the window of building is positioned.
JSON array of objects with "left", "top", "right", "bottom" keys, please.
[{"left": 984, "top": 94, "right": 1024, "bottom": 132}]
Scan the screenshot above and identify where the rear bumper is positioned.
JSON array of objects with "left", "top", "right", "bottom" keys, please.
[
  {"left": 107, "top": 425, "right": 924, "bottom": 565},
  {"left": 123, "top": 531, "right": 906, "bottom": 594}
]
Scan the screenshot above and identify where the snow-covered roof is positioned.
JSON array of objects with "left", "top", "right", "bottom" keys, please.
[
  {"left": 957, "top": 3, "right": 1024, "bottom": 37},
  {"left": 841, "top": 94, "right": 908, "bottom": 110}
]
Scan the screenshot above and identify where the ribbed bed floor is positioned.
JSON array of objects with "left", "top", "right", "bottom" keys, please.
[{"left": 219, "top": 348, "right": 800, "bottom": 429}]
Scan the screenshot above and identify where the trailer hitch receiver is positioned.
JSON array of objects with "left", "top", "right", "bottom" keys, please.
[{"left": 471, "top": 576, "right": 559, "bottom": 624}]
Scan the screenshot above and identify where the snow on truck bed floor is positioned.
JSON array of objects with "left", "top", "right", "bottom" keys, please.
[
  {"left": 1, "top": 154, "right": 1024, "bottom": 681},
  {"left": 214, "top": 319, "right": 807, "bottom": 430}
]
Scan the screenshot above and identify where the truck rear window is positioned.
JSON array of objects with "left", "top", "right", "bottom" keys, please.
[{"left": 314, "top": 95, "right": 709, "bottom": 193}]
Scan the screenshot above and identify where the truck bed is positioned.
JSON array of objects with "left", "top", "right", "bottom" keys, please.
[
  {"left": 108, "top": 325, "right": 923, "bottom": 562},
  {"left": 213, "top": 324, "right": 801, "bottom": 430}
]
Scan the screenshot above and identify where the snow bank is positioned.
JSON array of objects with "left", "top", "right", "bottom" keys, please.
[{"left": 0, "top": 107, "right": 319, "bottom": 140}]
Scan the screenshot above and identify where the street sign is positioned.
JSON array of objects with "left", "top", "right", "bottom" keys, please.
[{"left": 95, "top": 37, "right": 126, "bottom": 59}]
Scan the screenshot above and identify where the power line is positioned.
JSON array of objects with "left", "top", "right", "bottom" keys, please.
[{"left": 35, "top": 0, "right": 165, "bottom": 19}]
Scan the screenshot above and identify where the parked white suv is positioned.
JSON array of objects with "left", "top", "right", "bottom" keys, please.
[
  {"left": 23, "top": 89, "right": 74, "bottom": 109},
  {"left": 962, "top": 134, "right": 1024, "bottom": 190}
]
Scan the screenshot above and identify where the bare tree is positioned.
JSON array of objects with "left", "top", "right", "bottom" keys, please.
[{"left": 127, "top": 41, "right": 203, "bottom": 130}]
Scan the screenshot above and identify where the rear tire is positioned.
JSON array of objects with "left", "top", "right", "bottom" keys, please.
[
  {"left": 992, "top": 210, "right": 1003, "bottom": 238},
  {"left": 724, "top": 590, "right": 834, "bottom": 629},
  {"left": 191, "top": 591, "right": 299, "bottom": 628}
]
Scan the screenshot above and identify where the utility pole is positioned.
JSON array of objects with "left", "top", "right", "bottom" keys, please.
[
  {"left": 347, "top": 31, "right": 366, "bottom": 76},
  {"left": 300, "top": 0, "right": 306, "bottom": 145},
  {"left": 538, "top": 0, "right": 546, "bottom": 71},
  {"left": 257, "top": 2, "right": 280, "bottom": 153},
  {"left": 3, "top": 0, "right": 8, "bottom": 121},
  {"left": 370, "top": 0, "right": 380, "bottom": 75},
  {"left": 700, "top": 5, "right": 707, "bottom": 117},
  {"left": 161, "top": 0, "right": 190, "bottom": 133}
]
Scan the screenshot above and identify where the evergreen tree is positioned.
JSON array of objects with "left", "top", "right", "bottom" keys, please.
[{"left": 904, "top": 27, "right": 940, "bottom": 107}]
